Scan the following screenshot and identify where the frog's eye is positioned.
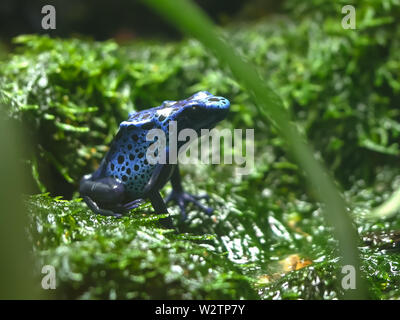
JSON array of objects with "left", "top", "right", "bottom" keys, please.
[
  {"left": 187, "top": 105, "right": 202, "bottom": 115},
  {"left": 185, "top": 104, "right": 207, "bottom": 120}
]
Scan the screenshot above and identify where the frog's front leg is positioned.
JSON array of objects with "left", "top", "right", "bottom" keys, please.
[
  {"left": 79, "top": 175, "right": 133, "bottom": 217},
  {"left": 165, "top": 165, "right": 213, "bottom": 221},
  {"left": 143, "top": 163, "right": 175, "bottom": 229}
]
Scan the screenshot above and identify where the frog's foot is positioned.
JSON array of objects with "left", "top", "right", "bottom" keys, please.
[
  {"left": 123, "top": 199, "right": 145, "bottom": 211},
  {"left": 82, "top": 196, "right": 123, "bottom": 218},
  {"left": 165, "top": 191, "right": 213, "bottom": 221}
]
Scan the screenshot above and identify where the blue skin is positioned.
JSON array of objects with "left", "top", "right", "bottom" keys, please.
[{"left": 79, "top": 91, "right": 230, "bottom": 226}]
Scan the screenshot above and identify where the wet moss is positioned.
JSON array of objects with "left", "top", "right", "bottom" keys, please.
[{"left": 1, "top": 0, "right": 400, "bottom": 299}]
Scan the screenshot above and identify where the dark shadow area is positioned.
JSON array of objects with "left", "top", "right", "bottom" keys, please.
[{"left": 0, "top": 0, "right": 283, "bottom": 44}]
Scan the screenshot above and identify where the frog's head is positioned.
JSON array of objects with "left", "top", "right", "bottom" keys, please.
[{"left": 159, "top": 91, "right": 230, "bottom": 133}]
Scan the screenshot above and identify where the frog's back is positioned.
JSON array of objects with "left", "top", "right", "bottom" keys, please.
[
  {"left": 101, "top": 102, "right": 178, "bottom": 197},
  {"left": 104, "top": 117, "right": 157, "bottom": 198}
]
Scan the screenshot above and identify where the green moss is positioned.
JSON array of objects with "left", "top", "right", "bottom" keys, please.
[
  {"left": 28, "top": 194, "right": 257, "bottom": 299},
  {"left": 1, "top": 0, "right": 400, "bottom": 299},
  {"left": 2, "top": 1, "right": 400, "bottom": 193}
]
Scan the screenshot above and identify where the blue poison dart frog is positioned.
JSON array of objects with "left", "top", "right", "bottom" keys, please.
[{"left": 79, "top": 91, "right": 230, "bottom": 227}]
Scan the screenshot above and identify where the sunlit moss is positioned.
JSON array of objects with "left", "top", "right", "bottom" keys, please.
[{"left": 1, "top": 0, "right": 400, "bottom": 300}]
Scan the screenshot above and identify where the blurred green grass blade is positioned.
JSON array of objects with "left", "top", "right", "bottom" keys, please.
[
  {"left": 54, "top": 121, "right": 89, "bottom": 133},
  {"left": 143, "top": 0, "right": 368, "bottom": 299},
  {"left": 367, "top": 187, "right": 400, "bottom": 220},
  {"left": 0, "top": 114, "right": 39, "bottom": 299},
  {"left": 31, "top": 156, "right": 47, "bottom": 193},
  {"left": 39, "top": 146, "right": 74, "bottom": 184}
]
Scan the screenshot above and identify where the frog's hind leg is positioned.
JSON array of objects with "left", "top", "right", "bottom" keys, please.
[
  {"left": 82, "top": 196, "right": 123, "bottom": 218},
  {"left": 80, "top": 175, "right": 127, "bottom": 218}
]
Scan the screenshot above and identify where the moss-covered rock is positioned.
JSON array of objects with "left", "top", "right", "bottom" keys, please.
[
  {"left": 1, "top": 0, "right": 400, "bottom": 299},
  {"left": 28, "top": 194, "right": 257, "bottom": 299}
]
